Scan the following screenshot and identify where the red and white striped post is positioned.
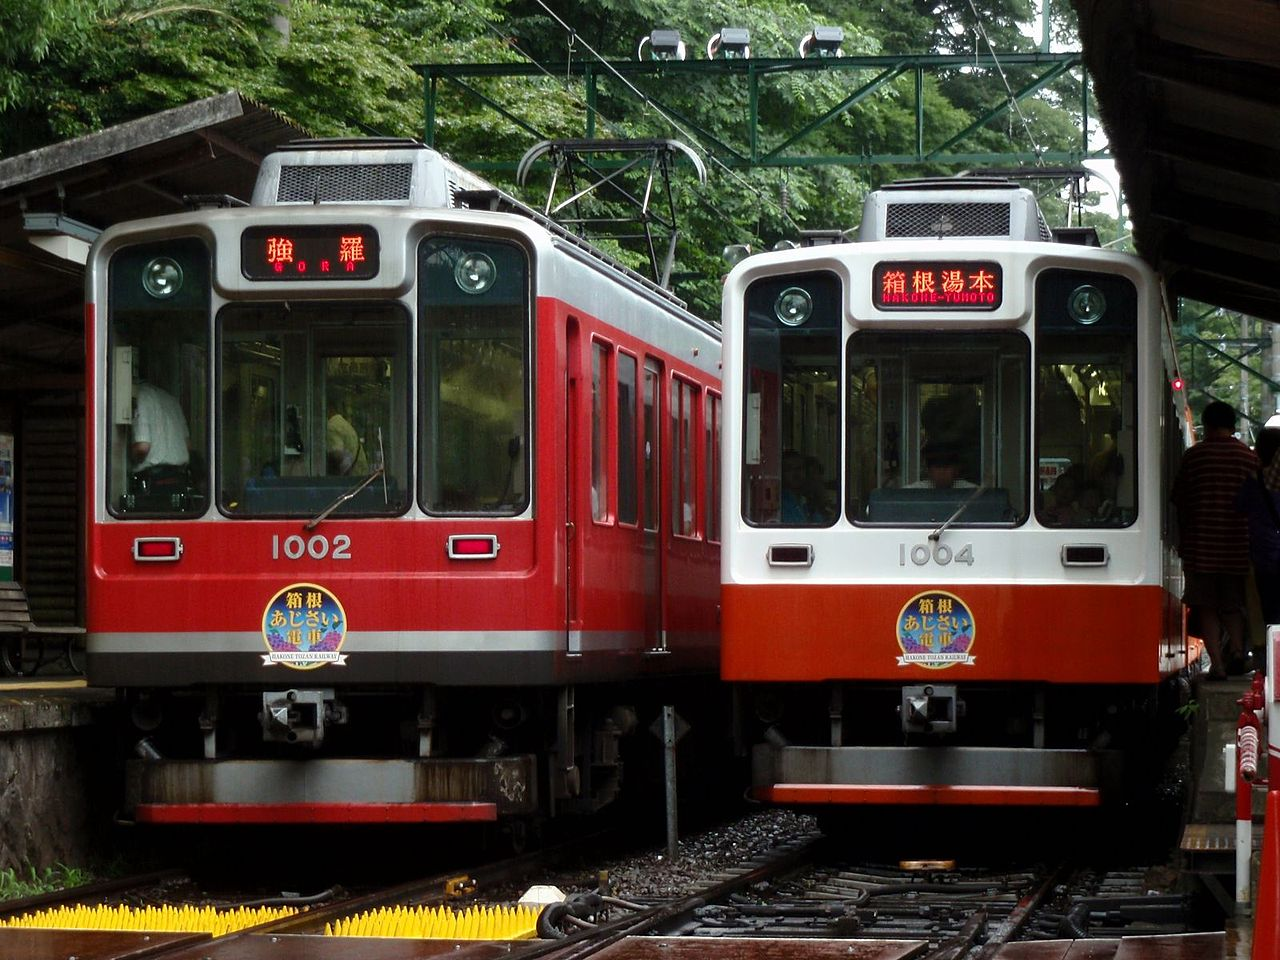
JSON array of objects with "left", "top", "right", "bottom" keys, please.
[
  {"left": 1252, "top": 626, "right": 1280, "bottom": 960},
  {"left": 1236, "top": 674, "right": 1264, "bottom": 905}
]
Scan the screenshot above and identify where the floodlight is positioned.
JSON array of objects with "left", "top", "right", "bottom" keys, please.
[
  {"left": 722, "top": 244, "right": 752, "bottom": 267},
  {"left": 798, "top": 26, "right": 844, "bottom": 57},
  {"left": 707, "top": 28, "right": 750, "bottom": 59},
  {"left": 638, "top": 29, "right": 686, "bottom": 61}
]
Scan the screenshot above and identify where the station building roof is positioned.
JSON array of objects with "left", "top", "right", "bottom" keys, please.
[
  {"left": 0, "top": 91, "right": 308, "bottom": 393},
  {"left": 1075, "top": 0, "right": 1280, "bottom": 323}
]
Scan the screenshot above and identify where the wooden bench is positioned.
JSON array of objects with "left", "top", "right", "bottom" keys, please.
[{"left": 0, "top": 581, "right": 86, "bottom": 676}]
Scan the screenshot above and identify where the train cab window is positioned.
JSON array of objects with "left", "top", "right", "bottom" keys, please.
[
  {"left": 419, "top": 236, "right": 529, "bottom": 516},
  {"left": 849, "top": 331, "right": 1029, "bottom": 526},
  {"left": 741, "top": 272, "right": 841, "bottom": 527},
  {"left": 1034, "top": 270, "right": 1137, "bottom": 528},
  {"left": 217, "top": 303, "right": 410, "bottom": 518},
  {"left": 106, "top": 237, "right": 210, "bottom": 518}
]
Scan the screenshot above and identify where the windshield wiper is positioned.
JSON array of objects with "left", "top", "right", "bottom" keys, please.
[
  {"left": 929, "top": 484, "right": 987, "bottom": 543},
  {"left": 305, "top": 467, "right": 386, "bottom": 531}
]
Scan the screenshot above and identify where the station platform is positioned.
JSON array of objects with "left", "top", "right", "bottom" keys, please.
[{"left": 0, "top": 675, "right": 116, "bottom": 876}]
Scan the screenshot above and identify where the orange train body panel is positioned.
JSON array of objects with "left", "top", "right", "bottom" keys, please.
[{"left": 722, "top": 582, "right": 1185, "bottom": 684}]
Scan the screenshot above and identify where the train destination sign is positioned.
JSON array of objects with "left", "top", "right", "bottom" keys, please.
[
  {"left": 873, "top": 260, "right": 1002, "bottom": 310},
  {"left": 241, "top": 225, "right": 379, "bottom": 280}
]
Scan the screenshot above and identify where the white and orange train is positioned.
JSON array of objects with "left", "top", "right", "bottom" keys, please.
[
  {"left": 720, "top": 178, "right": 1192, "bottom": 808},
  {"left": 86, "top": 139, "right": 722, "bottom": 826}
]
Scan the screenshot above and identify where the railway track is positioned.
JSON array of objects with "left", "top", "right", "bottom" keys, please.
[{"left": 0, "top": 813, "right": 1215, "bottom": 960}]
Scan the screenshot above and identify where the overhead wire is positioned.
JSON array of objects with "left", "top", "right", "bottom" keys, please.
[
  {"left": 451, "top": 0, "right": 781, "bottom": 242},
  {"left": 521, "top": 0, "right": 805, "bottom": 232},
  {"left": 964, "top": 0, "right": 1046, "bottom": 165}
]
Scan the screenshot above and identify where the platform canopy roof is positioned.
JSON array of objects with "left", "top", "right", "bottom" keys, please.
[
  {"left": 0, "top": 91, "right": 308, "bottom": 392},
  {"left": 1075, "top": 0, "right": 1280, "bottom": 324}
]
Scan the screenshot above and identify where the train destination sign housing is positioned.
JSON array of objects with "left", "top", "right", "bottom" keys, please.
[
  {"left": 242, "top": 225, "right": 379, "bottom": 280},
  {"left": 873, "top": 260, "right": 1002, "bottom": 310}
]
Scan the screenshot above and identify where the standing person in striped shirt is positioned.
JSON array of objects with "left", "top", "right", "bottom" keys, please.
[{"left": 1172, "top": 400, "right": 1260, "bottom": 679}]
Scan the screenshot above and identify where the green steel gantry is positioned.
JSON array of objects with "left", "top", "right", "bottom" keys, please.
[{"left": 417, "top": 52, "right": 1105, "bottom": 174}]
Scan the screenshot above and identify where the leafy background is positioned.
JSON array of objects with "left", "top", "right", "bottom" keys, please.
[{"left": 2, "top": 0, "right": 1263, "bottom": 419}]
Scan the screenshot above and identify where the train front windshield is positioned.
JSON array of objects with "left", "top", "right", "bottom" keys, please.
[
  {"left": 104, "top": 232, "right": 530, "bottom": 520},
  {"left": 847, "top": 331, "right": 1028, "bottom": 524},
  {"left": 740, "top": 266, "right": 1138, "bottom": 529}
]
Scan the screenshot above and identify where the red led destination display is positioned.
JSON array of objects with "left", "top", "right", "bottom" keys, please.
[
  {"left": 873, "top": 260, "right": 1002, "bottom": 310},
  {"left": 241, "top": 225, "right": 379, "bottom": 280}
]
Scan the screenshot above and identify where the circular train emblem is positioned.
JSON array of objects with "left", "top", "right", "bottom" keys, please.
[
  {"left": 895, "top": 590, "right": 976, "bottom": 669},
  {"left": 261, "top": 582, "right": 348, "bottom": 669}
]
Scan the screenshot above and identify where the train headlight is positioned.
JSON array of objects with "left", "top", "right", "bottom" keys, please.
[
  {"left": 142, "top": 257, "right": 183, "bottom": 299},
  {"left": 1067, "top": 284, "right": 1106, "bottom": 324},
  {"left": 455, "top": 252, "right": 497, "bottom": 295},
  {"left": 774, "top": 286, "right": 813, "bottom": 326}
]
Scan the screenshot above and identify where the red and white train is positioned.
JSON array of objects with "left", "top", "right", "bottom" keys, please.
[
  {"left": 86, "top": 139, "right": 722, "bottom": 826},
  {"left": 721, "top": 178, "right": 1191, "bottom": 808}
]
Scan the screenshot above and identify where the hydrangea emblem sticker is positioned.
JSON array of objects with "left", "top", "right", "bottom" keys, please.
[
  {"left": 262, "top": 582, "right": 348, "bottom": 669},
  {"left": 896, "top": 590, "right": 975, "bottom": 668}
]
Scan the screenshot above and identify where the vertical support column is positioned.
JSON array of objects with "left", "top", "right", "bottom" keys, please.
[{"left": 662, "top": 704, "right": 679, "bottom": 859}]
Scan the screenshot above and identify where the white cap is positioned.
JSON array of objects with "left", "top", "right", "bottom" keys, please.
[{"left": 518, "top": 885, "right": 566, "bottom": 908}]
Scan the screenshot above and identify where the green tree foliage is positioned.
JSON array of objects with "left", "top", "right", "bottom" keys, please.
[{"left": 0, "top": 0, "right": 1115, "bottom": 317}]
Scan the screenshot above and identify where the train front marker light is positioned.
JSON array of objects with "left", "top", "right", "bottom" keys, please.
[
  {"left": 775, "top": 286, "right": 813, "bottom": 326},
  {"left": 142, "top": 257, "right": 183, "bottom": 298},
  {"left": 454, "top": 252, "right": 496, "bottom": 294},
  {"left": 1068, "top": 284, "right": 1106, "bottom": 324}
]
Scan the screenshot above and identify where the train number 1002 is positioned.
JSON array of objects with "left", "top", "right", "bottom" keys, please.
[
  {"left": 271, "top": 534, "right": 352, "bottom": 561},
  {"left": 899, "top": 542, "right": 974, "bottom": 566}
]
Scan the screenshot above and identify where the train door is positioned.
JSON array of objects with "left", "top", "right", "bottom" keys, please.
[
  {"left": 642, "top": 358, "right": 663, "bottom": 649},
  {"left": 565, "top": 320, "right": 582, "bottom": 653}
]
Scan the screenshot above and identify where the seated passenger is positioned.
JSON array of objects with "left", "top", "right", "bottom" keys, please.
[{"left": 906, "top": 441, "right": 977, "bottom": 490}]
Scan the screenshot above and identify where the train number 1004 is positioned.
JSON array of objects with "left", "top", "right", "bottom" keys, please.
[
  {"left": 271, "top": 534, "right": 352, "bottom": 561},
  {"left": 899, "top": 542, "right": 974, "bottom": 566}
]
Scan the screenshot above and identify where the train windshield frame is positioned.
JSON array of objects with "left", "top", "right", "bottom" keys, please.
[
  {"left": 848, "top": 331, "right": 1030, "bottom": 527},
  {"left": 216, "top": 301, "right": 412, "bottom": 518}
]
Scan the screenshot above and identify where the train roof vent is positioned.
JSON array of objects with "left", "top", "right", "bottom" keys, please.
[
  {"left": 857, "top": 177, "right": 1052, "bottom": 243},
  {"left": 251, "top": 138, "right": 457, "bottom": 208}
]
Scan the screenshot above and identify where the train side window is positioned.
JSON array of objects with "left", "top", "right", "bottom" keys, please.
[
  {"left": 419, "top": 236, "right": 530, "bottom": 516},
  {"left": 642, "top": 360, "right": 660, "bottom": 533},
  {"left": 617, "top": 352, "right": 638, "bottom": 525},
  {"left": 741, "top": 272, "right": 841, "bottom": 527},
  {"left": 1034, "top": 270, "right": 1138, "bottom": 529},
  {"left": 217, "top": 303, "right": 411, "bottom": 518},
  {"left": 672, "top": 376, "right": 699, "bottom": 538},
  {"left": 705, "top": 392, "right": 722, "bottom": 543},
  {"left": 591, "top": 340, "right": 611, "bottom": 523},
  {"left": 106, "top": 237, "right": 210, "bottom": 518}
]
